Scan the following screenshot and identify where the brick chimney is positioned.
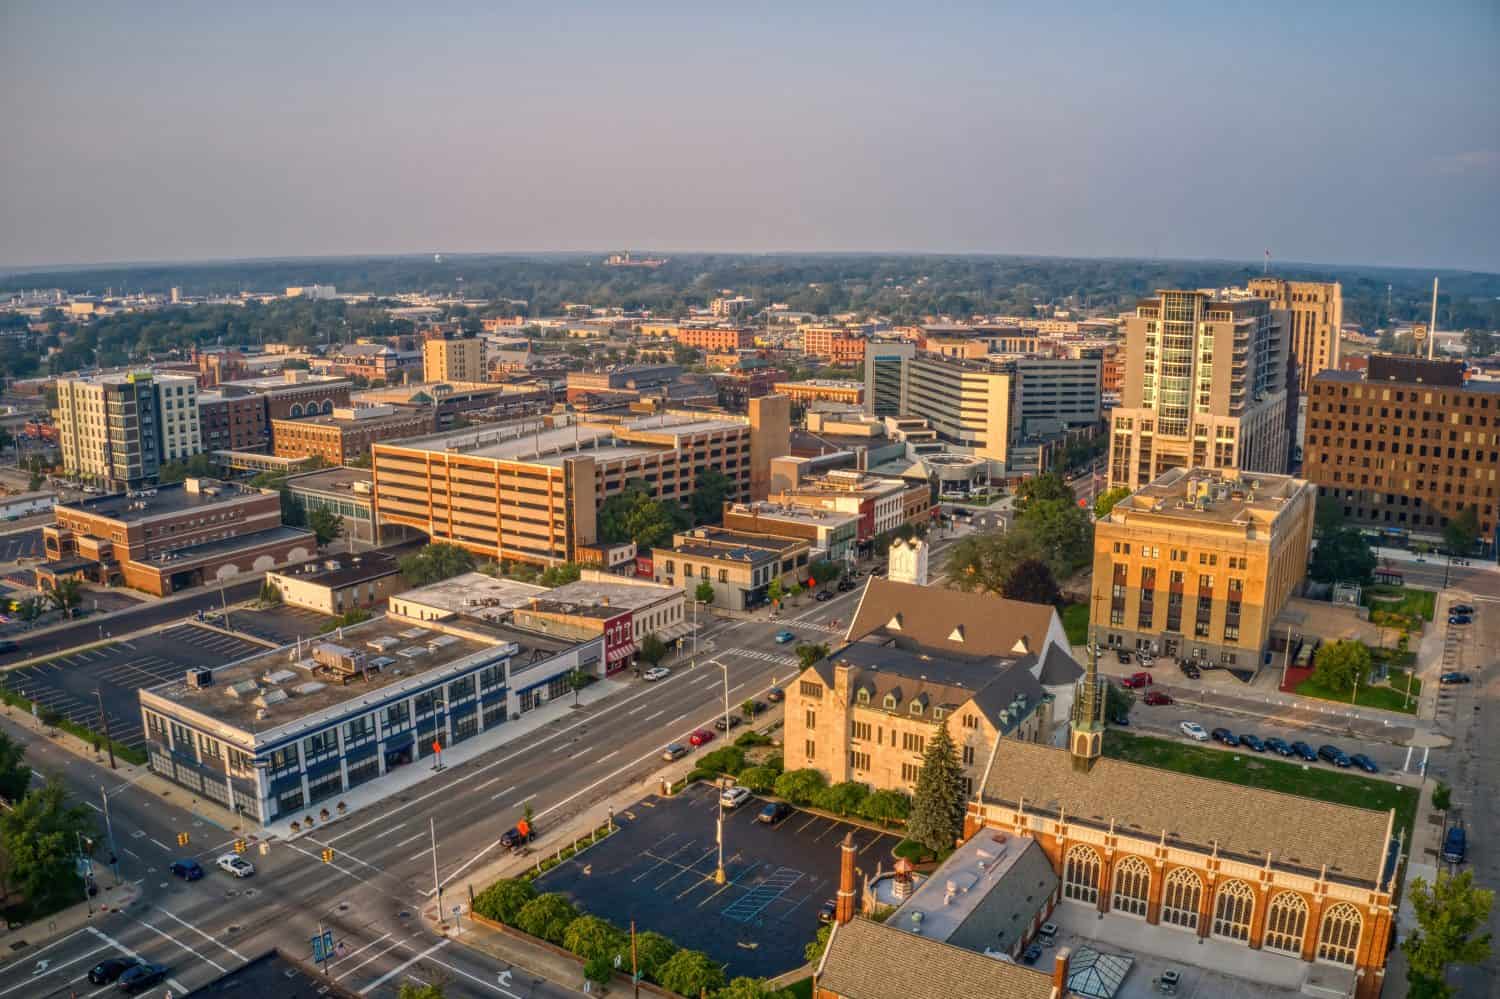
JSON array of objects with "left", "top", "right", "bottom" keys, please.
[
  {"left": 835, "top": 831, "right": 857, "bottom": 924},
  {"left": 1051, "top": 946, "right": 1071, "bottom": 996}
]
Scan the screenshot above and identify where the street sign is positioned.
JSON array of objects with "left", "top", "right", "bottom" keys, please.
[{"left": 311, "top": 929, "right": 335, "bottom": 963}]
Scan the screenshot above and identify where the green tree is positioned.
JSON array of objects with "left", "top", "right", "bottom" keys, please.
[
  {"left": 690, "top": 469, "right": 735, "bottom": 525},
  {"left": 539, "top": 562, "right": 582, "bottom": 588},
  {"left": 633, "top": 930, "right": 678, "bottom": 981},
  {"left": 657, "top": 949, "right": 725, "bottom": 996},
  {"left": 817, "top": 781, "right": 869, "bottom": 817},
  {"left": 15, "top": 596, "right": 44, "bottom": 627},
  {"left": 1105, "top": 682, "right": 1135, "bottom": 720},
  {"left": 766, "top": 578, "right": 784, "bottom": 605},
  {"left": 804, "top": 923, "right": 833, "bottom": 964},
  {"left": 398, "top": 983, "right": 447, "bottom": 999},
  {"left": 156, "top": 453, "right": 215, "bottom": 484},
  {"left": 741, "top": 698, "right": 758, "bottom": 723},
  {"left": 1308, "top": 528, "right": 1376, "bottom": 584},
  {"left": 258, "top": 579, "right": 283, "bottom": 605},
  {"left": 472, "top": 878, "right": 535, "bottom": 924},
  {"left": 638, "top": 633, "right": 667, "bottom": 666},
  {"left": 398, "top": 543, "right": 475, "bottom": 586},
  {"left": 308, "top": 506, "right": 345, "bottom": 546},
  {"left": 1017, "top": 498, "right": 1093, "bottom": 577},
  {"left": 1432, "top": 782, "right": 1452, "bottom": 813},
  {"left": 1093, "top": 486, "right": 1131, "bottom": 520},
  {"left": 736, "top": 767, "right": 779, "bottom": 793},
  {"left": 583, "top": 955, "right": 614, "bottom": 987},
  {"left": 716, "top": 977, "right": 796, "bottom": 999},
  {"left": 1314, "top": 496, "right": 1346, "bottom": 537},
  {"left": 772, "top": 768, "right": 827, "bottom": 805},
  {"left": 860, "top": 788, "right": 911, "bottom": 828},
  {"left": 1312, "top": 640, "right": 1373, "bottom": 694},
  {"left": 1001, "top": 558, "right": 1061, "bottom": 606},
  {"left": 698, "top": 747, "right": 746, "bottom": 775},
  {"left": 1443, "top": 507, "right": 1480, "bottom": 555},
  {"left": 515, "top": 893, "right": 577, "bottom": 944},
  {"left": 907, "top": 723, "right": 964, "bottom": 853},
  {"left": 598, "top": 481, "right": 687, "bottom": 550},
  {"left": 795, "top": 642, "right": 829, "bottom": 671},
  {"left": 45, "top": 578, "right": 83, "bottom": 619},
  {"left": 946, "top": 530, "right": 1045, "bottom": 596},
  {"left": 563, "top": 914, "right": 627, "bottom": 963},
  {"left": 1012, "top": 472, "right": 1074, "bottom": 514},
  {"left": 0, "top": 780, "right": 94, "bottom": 907},
  {"left": 808, "top": 560, "right": 842, "bottom": 585},
  {"left": 0, "top": 731, "right": 30, "bottom": 805},
  {"left": 1402, "top": 870, "right": 1494, "bottom": 998},
  {"left": 695, "top": 580, "right": 716, "bottom": 604},
  {"left": 566, "top": 668, "right": 591, "bottom": 706}
]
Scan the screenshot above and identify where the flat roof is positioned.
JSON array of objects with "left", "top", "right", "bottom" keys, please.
[
  {"left": 1109, "top": 467, "right": 1310, "bottom": 527},
  {"left": 269, "top": 551, "right": 400, "bottom": 589},
  {"left": 393, "top": 572, "right": 548, "bottom": 621},
  {"left": 276, "top": 409, "right": 429, "bottom": 429},
  {"left": 524, "top": 578, "right": 677, "bottom": 620},
  {"left": 890, "top": 828, "right": 1047, "bottom": 945},
  {"left": 62, "top": 479, "right": 266, "bottom": 523},
  {"left": 142, "top": 525, "right": 314, "bottom": 569},
  {"left": 283, "top": 465, "right": 374, "bottom": 497}
]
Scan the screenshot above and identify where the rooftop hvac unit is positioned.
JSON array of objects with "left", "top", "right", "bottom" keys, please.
[{"left": 185, "top": 668, "right": 213, "bottom": 689}]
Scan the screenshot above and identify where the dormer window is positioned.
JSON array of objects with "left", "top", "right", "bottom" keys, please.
[
  {"left": 887, "top": 614, "right": 903, "bottom": 631},
  {"left": 932, "top": 707, "right": 945, "bottom": 721},
  {"left": 909, "top": 701, "right": 923, "bottom": 716},
  {"left": 856, "top": 689, "right": 870, "bottom": 705},
  {"left": 948, "top": 625, "right": 965, "bottom": 643},
  {"left": 883, "top": 694, "right": 898, "bottom": 710}
]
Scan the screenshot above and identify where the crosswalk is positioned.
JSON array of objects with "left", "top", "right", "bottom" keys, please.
[
  {"left": 723, "top": 647, "right": 800, "bottom": 668},
  {"left": 785, "top": 619, "right": 845, "bottom": 635}
]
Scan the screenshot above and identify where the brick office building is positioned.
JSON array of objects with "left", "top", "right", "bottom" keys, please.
[
  {"left": 198, "top": 391, "right": 270, "bottom": 453},
  {"left": 272, "top": 406, "right": 433, "bottom": 466}
]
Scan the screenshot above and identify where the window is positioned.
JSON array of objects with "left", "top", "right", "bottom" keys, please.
[
  {"left": 805, "top": 709, "right": 817, "bottom": 729},
  {"left": 962, "top": 745, "right": 975, "bottom": 765},
  {"left": 850, "top": 750, "right": 870, "bottom": 771},
  {"left": 302, "top": 729, "right": 337, "bottom": 765},
  {"left": 900, "top": 762, "right": 920, "bottom": 783},
  {"left": 1161, "top": 868, "right": 1202, "bottom": 931},
  {"left": 1317, "top": 902, "right": 1362, "bottom": 966},
  {"left": 909, "top": 701, "right": 923, "bottom": 716},
  {"left": 856, "top": 689, "right": 870, "bottom": 705},
  {"left": 342, "top": 715, "right": 376, "bottom": 746},
  {"left": 1112, "top": 856, "right": 1150, "bottom": 918},
  {"left": 1264, "top": 892, "right": 1308, "bottom": 956},
  {"left": 851, "top": 721, "right": 872, "bottom": 741},
  {"left": 800, "top": 681, "right": 823, "bottom": 699},
  {"left": 1212, "top": 880, "right": 1255, "bottom": 942},
  {"left": 1063, "top": 845, "right": 1100, "bottom": 905},
  {"left": 804, "top": 739, "right": 816, "bottom": 759},
  {"left": 902, "top": 732, "right": 926, "bottom": 753},
  {"left": 384, "top": 702, "right": 411, "bottom": 730}
]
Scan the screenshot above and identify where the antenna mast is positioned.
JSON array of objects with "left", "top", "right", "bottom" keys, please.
[{"left": 1428, "top": 277, "right": 1439, "bottom": 360}]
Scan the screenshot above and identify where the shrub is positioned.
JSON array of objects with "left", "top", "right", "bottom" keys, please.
[
  {"left": 658, "top": 949, "right": 725, "bottom": 996},
  {"left": 563, "top": 915, "right": 626, "bottom": 963},
  {"left": 735, "top": 766, "right": 779, "bottom": 794},
  {"left": 698, "top": 746, "right": 746, "bottom": 775},
  {"left": 634, "top": 930, "right": 678, "bottom": 981},
  {"left": 515, "top": 893, "right": 577, "bottom": 944},
  {"left": 773, "top": 768, "right": 827, "bottom": 806},
  {"left": 583, "top": 955, "right": 614, "bottom": 986},
  {"left": 859, "top": 789, "right": 911, "bottom": 827},
  {"left": 685, "top": 768, "right": 715, "bottom": 785},
  {"left": 816, "top": 781, "right": 869, "bottom": 817},
  {"left": 734, "top": 730, "right": 773, "bottom": 748},
  {"left": 473, "top": 879, "right": 536, "bottom": 924},
  {"left": 764, "top": 754, "right": 784, "bottom": 772}
]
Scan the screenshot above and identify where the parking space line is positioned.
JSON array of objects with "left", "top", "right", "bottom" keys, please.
[{"left": 793, "top": 814, "right": 821, "bottom": 834}]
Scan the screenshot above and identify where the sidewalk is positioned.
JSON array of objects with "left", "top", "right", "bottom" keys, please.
[{"left": 0, "top": 879, "right": 143, "bottom": 955}]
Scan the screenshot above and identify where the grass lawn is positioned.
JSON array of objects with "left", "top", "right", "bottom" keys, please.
[
  {"left": 1294, "top": 673, "right": 1419, "bottom": 714},
  {"left": 784, "top": 979, "right": 813, "bottom": 999},
  {"left": 1105, "top": 730, "right": 1417, "bottom": 853},
  {"left": 1062, "top": 602, "right": 1089, "bottom": 645},
  {"left": 1362, "top": 583, "right": 1436, "bottom": 623}
]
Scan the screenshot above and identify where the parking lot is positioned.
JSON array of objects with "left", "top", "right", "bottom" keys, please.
[
  {"left": 0, "top": 527, "right": 43, "bottom": 563},
  {"left": 536, "top": 783, "right": 900, "bottom": 979},
  {"left": 221, "top": 604, "right": 336, "bottom": 645},
  {"left": 0, "top": 622, "right": 271, "bottom": 749}
]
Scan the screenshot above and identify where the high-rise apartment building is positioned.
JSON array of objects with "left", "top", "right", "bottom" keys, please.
[
  {"left": 1248, "top": 278, "right": 1342, "bottom": 394},
  {"left": 422, "top": 332, "right": 485, "bottom": 383},
  {"left": 1107, "top": 290, "right": 1288, "bottom": 491},
  {"left": 56, "top": 372, "right": 201, "bottom": 489}
]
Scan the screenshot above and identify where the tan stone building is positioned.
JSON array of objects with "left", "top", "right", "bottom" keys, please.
[
  {"left": 1090, "top": 466, "right": 1315, "bottom": 674},
  {"left": 651, "top": 527, "right": 810, "bottom": 611},
  {"left": 422, "top": 332, "right": 486, "bottom": 383},
  {"left": 1108, "top": 290, "right": 1289, "bottom": 491},
  {"left": 1248, "top": 278, "right": 1342, "bottom": 394},
  {"left": 263, "top": 550, "right": 405, "bottom": 615}
]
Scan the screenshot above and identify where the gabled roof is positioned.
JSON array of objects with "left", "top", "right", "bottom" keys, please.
[
  {"left": 980, "top": 741, "right": 1393, "bottom": 886},
  {"left": 847, "top": 579, "right": 1057, "bottom": 658},
  {"left": 817, "top": 917, "right": 1059, "bottom": 999},
  {"left": 1036, "top": 644, "right": 1085, "bottom": 686}
]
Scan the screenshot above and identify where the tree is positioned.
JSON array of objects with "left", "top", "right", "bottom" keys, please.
[
  {"left": 766, "top": 578, "right": 784, "bottom": 605},
  {"left": 0, "top": 779, "right": 94, "bottom": 906},
  {"left": 1105, "top": 682, "right": 1135, "bottom": 720},
  {"left": 308, "top": 506, "right": 345, "bottom": 546},
  {"left": 633, "top": 930, "right": 678, "bottom": 981},
  {"left": 515, "top": 893, "right": 577, "bottom": 944},
  {"left": 0, "top": 732, "right": 30, "bottom": 805},
  {"left": 566, "top": 668, "right": 590, "bottom": 706},
  {"left": 1093, "top": 486, "right": 1130, "bottom": 520},
  {"left": 1402, "top": 870, "right": 1494, "bottom": 998},
  {"left": 945, "top": 531, "right": 1044, "bottom": 596},
  {"left": 907, "top": 723, "right": 964, "bottom": 853},
  {"left": 46, "top": 579, "right": 82, "bottom": 619},
  {"left": 690, "top": 470, "right": 734, "bottom": 525},
  {"left": 563, "top": 914, "right": 627, "bottom": 963},
  {"left": 1443, "top": 507, "right": 1480, "bottom": 555},
  {"left": 772, "top": 768, "right": 827, "bottom": 805},
  {"left": 1017, "top": 498, "right": 1093, "bottom": 577},
  {"left": 583, "top": 955, "right": 613, "bottom": 987},
  {"left": 472, "top": 878, "right": 535, "bottom": 924},
  {"left": 1012, "top": 472, "right": 1074, "bottom": 514},
  {"left": 15, "top": 597, "right": 44, "bottom": 627},
  {"left": 539, "top": 562, "right": 582, "bottom": 588},
  {"left": 638, "top": 633, "right": 667, "bottom": 666},
  {"left": 156, "top": 453, "right": 215, "bottom": 485},
  {"left": 398, "top": 984, "right": 447, "bottom": 999},
  {"left": 817, "top": 781, "right": 869, "bottom": 817},
  {"left": 860, "top": 789, "right": 911, "bottom": 828},
  {"left": 1001, "top": 558, "right": 1060, "bottom": 606},
  {"left": 657, "top": 949, "right": 724, "bottom": 996},
  {"left": 1308, "top": 528, "right": 1376, "bottom": 584},
  {"left": 1432, "top": 782, "right": 1452, "bottom": 813},
  {"left": 695, "top": 580, "right": 716, "bottom": 605},
  {"left": 597, "top": 481, "right": 688, "bottom": 551},
  {"left": 1314, "top": 496, "right": 1346, "bottom": 537},
  {"left": 1312, "top": 640, "right": 1373, "bottom": 694},
  {"left": 804, "top": 923, "right": 833, "bottom": 964},
  {"left": 736, "top": 767, "right": 779, "bottom": 793},
  {"left": 398, "top": 543, "right": 475, "bottom": 586},
  {"left": 716, "top": 978, "right": 796, "bottom": 999},
  {"left": 808, "top": 560, "right": 842, "bottom": 585},
  {"left": 741, "top": 698, "right": 758, "bottom": 723},
  {"left": 795, "top": 642, "right": 829, "bottom": 671}
]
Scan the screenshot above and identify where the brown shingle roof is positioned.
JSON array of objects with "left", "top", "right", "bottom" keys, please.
[
  {"left": 817, "top": 917, "right": 1059, "bottom": 999},
  {"left": 847, "top": 579, "right": 1057, "bottom": 658},
  {"left": 981, "top": 741, "right": 1392, "bottom": 885}
]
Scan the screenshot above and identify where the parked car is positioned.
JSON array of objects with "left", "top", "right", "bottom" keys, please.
[
  {"left": 689, "top": 728, "right": 715, "bottom": 747},
  {"left": 1349, "top": 753, "right": 1380, "bottom": 774},
  {"left": 713, "top": 714, "right": 742, "bottom": 731},
  {"left": 1238, "top": 733, "right": 1266, "bottom": 753},
  {"left": 216, "top": 853, "right": 255, "bottom": 878},
  {"left": 766, "top": 686, "right": 785, "bottom": 703},
  {"left": 774, "top": 630, "right": 796, "bottom": 644},
  {"left": 662, "top": 743, "right": 688, "bottom": 762},
  {"left": 1263, "top": 737, "right": 1293, "bottom": 756},
  {"left": 1317, "top": 744, "right": 1351, "bottom": 767},
  {"left": 500, "top": 824, "right": 536, "bottom": 848},
  {"left": 1020, "top": 943, "right": 1044, "bottom": 966},
  {"left": 837, "top": 579, "right": 857, "bottom": 592},
  {"left": 1178, "top": 661, "right": 1201, "bottom": 679},
  {"left": 89, "top": 958, "right": 140, "bottom": 985},
  {"left": 757, "top": 801, "right": 792, "bottom": 825},
  {"left": 1121, "top": 671, "right": 1153, "bottom": 689},
  {"left": 1451, "top": 603, "right": 1476, "bottom": 616},
  {"left": 642, "top": 666, "right": 671, "bottom": 682},
  {"left": 745, "top": 700, "right": 768, "bottom": 716},
  {"left": 1143, "top": 690, "right": 1173, "bottom": 706},
  {"left": 1136, "top": 653, "right": 1156, "bottom": 667},
  {"left": 1440, "top": 671, "right": 1471, "bottom": 685},
  {"left": 1115, "top": 649, "right": 1131, "bottom": 665},
  {"left": 720, "top": 786, "right": 752, "bottom": 809},
  {"left": 1290, "top": 741, "right": 1318, "bottom": 762},
  {"left": 817, "top": 899, "right": 837, "bottom": 923},
  {"left": 1210, "top": 728, "right": 1239, "bottom": 747},
  {"left": 814, "top": 590, "right": 833, "bottom": 602},
  {"left": 1179, "top": 721, "right": 1209, "bottom": 742},
  {"left": 169, "top": 859, "right": 204, "bottom": 881},
  {"left": 1442, "top": 824, "right": 1467, "bottom": 864},
  {"left": 117, "top": 963, "right": 170, "bottom": 994},
  {"left": 1448, "top": 614, "right": 1472, "bottom": 625}
]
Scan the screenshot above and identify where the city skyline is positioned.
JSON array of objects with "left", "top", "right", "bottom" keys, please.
[{"left": 3, "top": 2, "right": 1498, "bottom": 271}]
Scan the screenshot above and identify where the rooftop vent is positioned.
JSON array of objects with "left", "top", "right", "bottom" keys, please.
[
  {"left": 226, "top": 680, "right": 259, "bottom": 698},
  {"left": 293, "top": 681, "right": 327, "bottom": 696},
  {"left": 255, "top": 689, "right": 289, "bottom": 707},
  {"left": 262, "top": 669, "right": 297, "bottom": 685},
  {"left": 185, "top": 668, "right": 213, "bottom": 689}
]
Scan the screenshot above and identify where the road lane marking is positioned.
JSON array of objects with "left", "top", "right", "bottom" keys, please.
[
  {"left": 489, "top": 784, "right": 517, "bottom": 801},
  {"left": 511, "top": 793, "right": 536, "bottom": 808},
  {"left": 395, "top": 831, "right": 427, "bottom": 848},
  {"left": 643, "top": 710, "right": 665, "bottom": 722},
  {"left": 334, "top": 938, "right": 405, "bottom": 981},
  {"left": 0, "top": 944, "right": 110, "bottom": 997},
  {"left": 131, "top": 917, "right": 227, "bottom": 972},
  {"left": 472, "top": 777, "right": 501, "bottom": 792},
  {"left": 406, "top": 847, "right": 432, "bottom": 863},
  {"left": 327, "top": 931, "right": 390, "bottom": 968},
  {"left": 596, "top": 750, "right": 619, "bottom": 764},
  {"left": 156, "top": 907, "right": 248, "bottom": 962},
  {"left": 359, "top": 939, "right": 449, "bottom": 993},
  {"left": 373, "top": 822, "right": 409, "bottom": 839}
]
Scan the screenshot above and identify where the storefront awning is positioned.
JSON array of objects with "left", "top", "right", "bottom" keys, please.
[{"left": 607, "top": 642, "right": 637, "bottom": 663}]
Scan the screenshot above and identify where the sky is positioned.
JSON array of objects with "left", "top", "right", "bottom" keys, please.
[{"left": 2, "top": 1, "right": 1498, "bottom": 272}]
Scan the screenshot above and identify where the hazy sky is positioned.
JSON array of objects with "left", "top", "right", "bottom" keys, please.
[{"left": 3, "top": 1, "right": 1498, "bottom": 271}]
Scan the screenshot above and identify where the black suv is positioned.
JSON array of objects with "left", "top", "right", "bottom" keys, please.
[
  {"left": 1317, "top": 744, "right": 1351, "bottom": 767},
  {"left": 89, "top": 959, "right": 139, "bottom": 985},
  {"left": 1210, "top": 728, "right": 1239, "bottom": 747}
]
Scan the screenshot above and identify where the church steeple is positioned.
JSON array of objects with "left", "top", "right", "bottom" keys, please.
[{"left": 1070, "top": 599, "right": 1107, "bottom": 772}]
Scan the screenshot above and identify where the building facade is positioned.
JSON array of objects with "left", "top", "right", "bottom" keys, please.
[
  {"left": 803, "top": 328, "right": 867, "bottom": 367},
  {"left": 772, "top": 380, "right": 865, "bottom": 407},
  {"left": 283, "top": 466, "right": 379, "bottom": 544},
  {"left": 263, "top": 551, "right": 405, "bottom": 615},
  {"left": 651, "top": 527, "right": 811, "bottom": 611},
  {"left": 272, "top": 406, "right": 434, "bottom": 466},
  {"left": 56, "top": 372, "right": 202, "bottom": 489},
  {"left": 1303, "top": 356, "right": 1500, "bottom": 546},
  {"left": 721, "top": 501, "right": 859, "bottom": 563},
  {"left": 198, "top": 391, "right": 270, "bottom": 453},
  {"left": 1108, "top": 290, "right": 1289, "bottom": 491},
  {"left": 1090, "top": 467, "right": 1315, "bottom": 674},
  {"left": 1248, "top": 278, "right": 1343, "bottom": 394},
  {"left": 670, "top": 326, "right": 755, "bottom": 352},
  {"left": 422, "top": 332, "right": 486, "bottom": 383},
  {"left": 863, "top": 341, "right": 916, "bottom": 417},
  {"left": 508, "top": 573, "right": 689, "bottom": 674},
  {"left": 770, "top": 470, "right": 924, "bottom": 543}
]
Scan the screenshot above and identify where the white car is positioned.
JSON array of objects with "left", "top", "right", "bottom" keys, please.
[
  {"left": 216, "top": 854, "right": 255, "bottom": 878},
  {"left": 1179, "top": 721, "right": 1209, "bottom": 742},
  {"left": 642, "top": 666, "right": 670, "bottom": 682},
  {"left": 720, "top": 786, "right": 752, "bottom": 809}
]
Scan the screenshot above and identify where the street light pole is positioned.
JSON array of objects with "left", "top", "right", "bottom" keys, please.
[
  {"left": 430, "top": 816, "right": 443, "bottom": 928},
  {"left": 95, "top": 689, "right": 115, "bottom": 770},
  {"left": 708, "top": 657, "right": 731, "bottom": 885},
  {"left": 75, "top": 831, "right": 92, "bottom": 915},
  {"left": 100, "top": 783, "right": 120, "bottom": 883}
]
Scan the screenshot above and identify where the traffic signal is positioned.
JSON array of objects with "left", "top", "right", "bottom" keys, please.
[
  {"left": 233, "top": 838, "right": 246, "bottom": 854},
  {"left": 176, "top": 832, "right": 190, "bottom": 846},
  {"left": 321, "top": 847, "right": 334, "bottom": 863}
]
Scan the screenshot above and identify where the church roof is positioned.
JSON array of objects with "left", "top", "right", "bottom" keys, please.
[
  {"left": 847, "top": 579, "right": 1058, "bottom": 658},
  {"left": 980, "top": 741, "right": 1393, "bottom": 886},
  {"left": 817, "top": 918, "right": 1061, "bottom": 999}
]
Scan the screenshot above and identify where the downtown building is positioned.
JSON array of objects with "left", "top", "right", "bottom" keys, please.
[
  {"left": 1248, "top": 278, "right": 1343, "bottom": 395},
  {"left": 55, "top": 371, "right": 202, "bottom": 489},
  {"left": 1107, "top": 290, "right": 1290, "bottom": 491}
]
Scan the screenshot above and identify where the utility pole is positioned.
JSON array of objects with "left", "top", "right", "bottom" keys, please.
[
  {"left": 1279, "top": 624, "right": 1294, "bottom": 692},
  {"left": 631, "top": 920, "right": 640, "bottom": 999},
  {"left": 431, "top": 817, "right": 442, "bottom": 929},
  {"left": 100, "top": 784, "right": 120, "bottom": 883},
  {"left": 95, "top": 689, "right": 115, "bottom": 770},
  {"left": 711, "top": 657, "right": 730, "bottom": 885}
]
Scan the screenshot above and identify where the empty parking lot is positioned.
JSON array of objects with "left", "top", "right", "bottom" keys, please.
[
  {"left": 220, "top": 604, "right": 336, "bottom": 645},
  {"left": 0, "top": 622, "right": 271, "bottom": 749},
  {"left": 536, "top": 783, "right": 899, "bottom": 979}
]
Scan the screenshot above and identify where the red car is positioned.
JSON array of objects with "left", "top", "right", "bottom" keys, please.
[
  {"left": 1143, "top": 690, "right": 1173, "bottom": 706},
  {"left": 1121, "top": 671, "right": 1153, "bottom": 689},
  {"left": 689, "top": 728, "right": 716, "bottom": 747}
]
